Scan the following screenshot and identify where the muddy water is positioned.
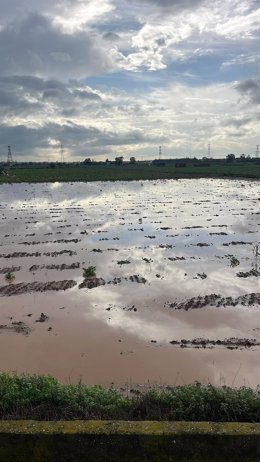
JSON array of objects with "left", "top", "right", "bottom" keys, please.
[{"left": 0, "top": 179, "right": 259, "bottom": 386}]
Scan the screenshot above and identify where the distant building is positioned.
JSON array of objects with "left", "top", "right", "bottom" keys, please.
[
  {"left": 152, "top": 159, "right": 165, "bottom": 166},
  {"left": 175, "top": 162, "right": 187, "bottom": 168}
]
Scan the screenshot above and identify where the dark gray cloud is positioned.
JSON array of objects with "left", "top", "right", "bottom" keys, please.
[
  {"left": 145, "top": 0, "right": 203, "bottom": 7},
  {"left": 0, "top": 13, "right": 114, "bottom": 78},
  {"left": 103, "top": 32, "right": 121, "bottom": 41},
  {"left": 235, "top": 79, "right": 260, "bottom": 105},
  {"left": 0, "top": 121, "right": 161, "bottom": 159},
  {"left": 0, "top": 124, "right": 49, "bottom": 153},
  {"left": 0, "top": 0, "right": 55, "bottom": 22},
  {"left": 130, "top": 0, "right": 205, "bottom": 11},
  {"left": 225, "top": 117, "right": 252, "bottom": 128}
]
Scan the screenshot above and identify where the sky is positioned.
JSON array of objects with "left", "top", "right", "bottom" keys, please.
[{"left": 0, "top": 0, "right": 259, "bottom": 162}]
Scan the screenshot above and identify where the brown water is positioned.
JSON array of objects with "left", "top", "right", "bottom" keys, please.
[{"left": 0, "top": 179, "right": 259, "bottom": 386}]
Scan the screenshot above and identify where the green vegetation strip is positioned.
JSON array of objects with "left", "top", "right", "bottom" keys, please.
[
  {"left": 1, "top": 373, "right": 260, "bottom": 422},
  {"left": 0, "top": 162, "right": 260, "bottom": 183}
]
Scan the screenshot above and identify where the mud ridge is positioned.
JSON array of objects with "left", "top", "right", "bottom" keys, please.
[
  {"left": 29, "top": 263, "right": 80, "bottom": 272},
  {"left": 79, "top": 277, "right": 106, "bottom": 289},
  {"left": 0, "top": 321, "right": 31, "bottom": 335},
  {"left": 0, "top": 266, "right": 21, "bottom": 274},
  {"left": 169, "top": 337, "right": 260, "bottom": 349},
  {"left": 237, "top": 269, "right": 260, "bottom": 278},
  {"left": 79, "top": 274, "right": 147, "bottom": 289},
  {"left": 165, "top": 293, "right": 260, "bottom": 310},
  {"left": 0, "top": 280, "right": 77, "bottom": 296}
]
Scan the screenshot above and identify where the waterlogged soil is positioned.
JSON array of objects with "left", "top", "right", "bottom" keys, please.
[{"left": 0, "top": 179, "right": 259, "bottom": 387}]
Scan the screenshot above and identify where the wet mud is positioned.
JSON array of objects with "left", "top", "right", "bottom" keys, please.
[{"left": 0, "top": 179, "right": 259, "bottom": 386}]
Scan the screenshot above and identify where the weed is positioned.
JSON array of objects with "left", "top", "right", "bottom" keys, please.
[
  {"left": 83, "top": 266, "right": 96, "bottom": 278},
  {"left": 5, "top": 271, "right": 15, "bottom": 282},
  {"left": 1, "top": 374, "right": 260, "bottom": 421}
]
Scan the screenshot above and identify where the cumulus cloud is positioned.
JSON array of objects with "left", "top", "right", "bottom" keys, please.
[
  {"left": 0, "top": 76, "right": 103, "bottom": 126},
  {"left": 110, "top": 0, "right": 260, "bottom": 73},
  {"left": 51, "top": 0, "right": 115, "bottom": 33},
  {"left": 0, "top": 0, "right": 259, "bottom": 159}
]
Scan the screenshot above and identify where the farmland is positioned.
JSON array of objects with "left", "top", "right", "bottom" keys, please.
[{"left": 0, "top": 160, "right": 260, "bottom": 183}]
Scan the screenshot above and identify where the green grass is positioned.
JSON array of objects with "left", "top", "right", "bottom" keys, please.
[
  {"left": 1, "top": 373, "right": 260, "bottom": 421},
  {"left": 0, "top": 162, "right": 259, "bottom": 183}
]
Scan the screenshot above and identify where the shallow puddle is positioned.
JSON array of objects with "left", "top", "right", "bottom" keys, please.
[{"left": 0, "top": 179, "right": 259, "bottom": 386}]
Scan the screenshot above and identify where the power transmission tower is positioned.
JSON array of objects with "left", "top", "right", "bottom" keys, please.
[
  {"left": 60, "top": 143, "right": 64, "bottom": 163},
  {"left": 256, "top": 145, "right": 259, "bottom": 158},
  {"left": 7, "top": 146, "right": 13, "bottom": 165},
  {"left": 159, "top": 146, "right": 162, "bottom": 160},
  {"left": 208, "top": 143, "right": 211, "bottom": 158}
]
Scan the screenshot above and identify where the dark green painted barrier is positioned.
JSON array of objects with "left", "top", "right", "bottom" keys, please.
[{"left": 0, "top": 421, "right": 260, "bottom": 461}]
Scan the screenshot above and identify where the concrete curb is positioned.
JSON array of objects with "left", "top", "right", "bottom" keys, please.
[{"left": 0, "top": 420, "right": 260, "bottom": 461}]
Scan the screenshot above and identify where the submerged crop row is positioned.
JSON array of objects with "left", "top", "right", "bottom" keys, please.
[{"left": 0, "top": 373, "right": 260, "bottom": 422}]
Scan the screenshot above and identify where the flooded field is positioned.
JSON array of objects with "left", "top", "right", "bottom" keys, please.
[{"left": 0, "top": 179, "right": 259, "bottom": 387}]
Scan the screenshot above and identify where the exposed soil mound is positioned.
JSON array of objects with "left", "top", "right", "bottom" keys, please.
[
  {"left": 29, "top": 263, "right": 80, "bottom": 271},
  {"left": 79, "top": 277, "right": 105, "bottom": 289},
  {"left": 223, "top": 241, "right": 252, "bottom": 246},
  {"left": 0, "top": 321, "right": 31, "bottom": 335},
  {"left": 165, "top": 293, "right": 260, "bottom": 310},
  {"left": 43, "top": 250, "right": 77, "bottom": 257},
  {"left": 107, "top": 275, "right": 147, "bottom": 285},
  {"left": 0, "top": 252, "right": 41, "bottom": 259},
  {"left": 237, "top": 269, "right": 260, "bottom": 278},
  {"left": 36, "top": 313, "right": 49, "bottom": 323},
  {"left": 0, "top": 280, "right": 77, "bottom": 296},
  {"left": 169, "top": 337, "right": 260, "bottom": 349}
]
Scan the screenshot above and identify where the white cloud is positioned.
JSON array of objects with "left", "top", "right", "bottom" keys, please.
[
  {"left": 109, "top": 0, "right": 260, "bottom": 73},
  {"left": 51, "top": 0, "right": 115, "bottom": 33},
  {"left": 0, "top": 0, "right": 115, "bottom": 30},
  {"left": 222, "top": 53, "right": 260, "bottom": 69},
  {"left": 215, "top": 4, "right": 260, "bottom": 38}
]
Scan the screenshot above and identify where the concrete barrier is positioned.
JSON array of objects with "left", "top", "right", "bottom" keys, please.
[{"left": 0, "top": 420, "right": 260, "bottom": 461}]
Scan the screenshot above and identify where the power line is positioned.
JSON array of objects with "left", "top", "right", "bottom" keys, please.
[
  {"left": 159, "top": 146, "right": 162, "bottom": 160},
  {"left": 256, "top": 145, "right": 259, "bottom": 158}
]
